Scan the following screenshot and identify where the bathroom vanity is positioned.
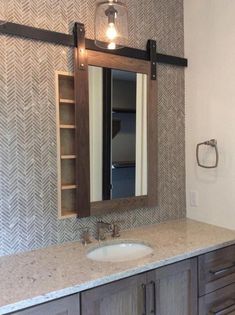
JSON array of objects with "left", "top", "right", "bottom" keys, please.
[{"left": 1, "top": 219, "right": 235, "bottom": 315}]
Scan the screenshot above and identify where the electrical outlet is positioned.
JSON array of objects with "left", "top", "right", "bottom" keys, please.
[{"left": 189, "top": 190, "right": 199, "bottom": 207}]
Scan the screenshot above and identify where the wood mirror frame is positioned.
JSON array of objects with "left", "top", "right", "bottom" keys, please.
[{"left": 75, "top": 47, "right": 158, "bottom": 218}]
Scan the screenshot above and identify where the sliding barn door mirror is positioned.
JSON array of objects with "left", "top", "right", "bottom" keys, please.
[
  {"left": 75, "top": 49, "right": 158, "bottom": 217},
  {"left": 72, "top": 24, "right": 187, "bottom": 218}
]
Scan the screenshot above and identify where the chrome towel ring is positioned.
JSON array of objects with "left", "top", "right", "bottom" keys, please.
[{"left": 196, "top": 139, "right": 219, "bottom": 169}]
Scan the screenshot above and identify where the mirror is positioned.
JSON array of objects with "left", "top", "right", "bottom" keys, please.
[{"left": 89, "top": 66, "right": 148, "bottom": 202}]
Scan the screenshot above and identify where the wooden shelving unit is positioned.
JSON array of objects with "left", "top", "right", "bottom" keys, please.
[
  {"left": 61, "top": 155, "right": 76, "bottom": 160},
  {"left": 59, "top": 99, "right": 75, "bottom": 104},
  {"left": 61, "top": 184, "right": 77, "bottom": 190},
  {"left": 56, "top": 71, "right": 77, "bottom": 218},
  {"left": 60, "top": 124, "right": 76, "bottom": 129}
]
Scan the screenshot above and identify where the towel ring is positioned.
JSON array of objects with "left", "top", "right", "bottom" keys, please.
[{"left": 196, "top": 139, "right": 219, "bottom": 169}]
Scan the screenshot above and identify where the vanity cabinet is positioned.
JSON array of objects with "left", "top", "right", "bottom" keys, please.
[
  {"left": 8, "top": 245, "right": 235, "bottom": 315},
  {"left": 12, "top": 294, "right": 80, "bottom": 315},
  {"left": 81, "top": 258, "right": 197, "bottom": 315},
  {"left": 81, "top": 273, "right": 146, "bottom": 315}
]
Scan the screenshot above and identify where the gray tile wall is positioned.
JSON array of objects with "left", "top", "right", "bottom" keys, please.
[{"left": 0, "top": 0, "right": 185, "bottom": 256}]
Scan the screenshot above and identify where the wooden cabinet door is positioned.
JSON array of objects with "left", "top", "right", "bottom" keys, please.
[
  {"left": 81, "top": 273, "right": 147, "bottom": 315},
  {"left": 12, "top": 294, "right": 80, "bottom": 315},
  {"left": 147, "top": 258, "right": 198, "bottom": 315}
]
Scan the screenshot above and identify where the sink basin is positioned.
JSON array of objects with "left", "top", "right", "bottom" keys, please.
[{"left": 87, "top": 241, "right": 153, "bottom": 262}]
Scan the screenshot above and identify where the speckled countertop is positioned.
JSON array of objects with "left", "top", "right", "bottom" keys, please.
[{"left": 1, "top": 218, "right": 235, "bottom": 314}]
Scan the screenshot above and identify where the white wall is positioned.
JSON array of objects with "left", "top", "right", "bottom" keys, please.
[
  {"left": 89, "top": 66, "right": 103, "bottom": 202},
  {"left": 185, "top": 0, "right": 235, "bottom": 229}
]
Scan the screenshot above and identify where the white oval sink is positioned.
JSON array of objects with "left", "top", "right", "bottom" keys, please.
[{"left": 87, "top": 242, "right": 153, "bottom": 262}]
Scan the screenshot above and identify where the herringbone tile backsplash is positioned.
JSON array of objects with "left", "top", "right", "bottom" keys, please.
[{"left": 0, "top": 0, "right": 185, "bottom": 256}]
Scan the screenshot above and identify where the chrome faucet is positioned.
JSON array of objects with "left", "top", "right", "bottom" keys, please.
[
  {"left": 97, "top": 220, "right": 123, "bottom": 241},
  {"left": 97, "top": 220, "right": 113, "bottom": 241},
  {"left": 81, "top": 227, "right": 92, "bottom": 246},
  {"left": 111, "top": 222, "right": 121, "bottom": 238}
]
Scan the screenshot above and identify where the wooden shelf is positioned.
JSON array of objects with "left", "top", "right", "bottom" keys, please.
[
  {"left": 61, "top": 210, "right": 77, "bottom": 218},
  {"left": 61, "top": 155, "right": 76, "bottom": 160},
  {"left": 61, "top": 184, "right": 77, "bottom": 190},
  {"left": 60, "top": 98, "right": 75, "bottom": 104},
  {"left": 60, "top": 124, "right": 76, "bottom": 129}
]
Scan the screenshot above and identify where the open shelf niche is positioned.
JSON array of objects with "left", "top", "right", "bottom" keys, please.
[{"left": 56, "top": 72, "right": 77, "bottom": 218}]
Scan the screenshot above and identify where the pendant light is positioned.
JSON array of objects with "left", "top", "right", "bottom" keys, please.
[{"left": 94, "top": 0, "right": 129, "bottom": 50}]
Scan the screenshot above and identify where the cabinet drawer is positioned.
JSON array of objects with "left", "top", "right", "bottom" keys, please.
[
  {"left": 199, "top": 283, "right": 235, "bottom": 315},
  {"left": 199, "top": 245, "right": 235, "bottom": 296}
]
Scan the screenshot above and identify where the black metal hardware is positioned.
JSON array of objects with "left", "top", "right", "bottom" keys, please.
[
  {"left": 156, "top": 53, "right": 187, "bottom": 67},
  {"left": 0, "top": 21, "right": 188, "bottom": 68},
  {"left": 0, "top": 21, "right": 74, "bottom": 46},
  {"left": 209, "top": 262, "right": 235, "bottom": 276},
  {"left": 142, "top": 283, "right": 147, "bottom": 315},
  {"left": 86, "top": 37, "right": 150, "bottom": 60},
  {"left": 85, "top": 38, "right": 188, "bottom": 67},
  {"left": 147, "top": 40, "right": 157, "bottom": 80},
  {"left": 210, "top": 299, "right": 235, "bottom": 315},
  {"left": 150, "top": 280, "right": 156, "bottom": 314}
]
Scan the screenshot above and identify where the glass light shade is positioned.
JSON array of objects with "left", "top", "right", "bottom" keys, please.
[{"left": 94, "top": 0, "right": 129, "bottom": 50}]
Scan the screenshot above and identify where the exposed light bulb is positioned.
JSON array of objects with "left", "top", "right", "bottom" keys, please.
[
  {"left": 106, "top": 23, "right": 117, "bottom": 41},
  {"left": 108, "top": 42, "right": 116, "bottom": 50},
  {"left": 95, "top": 0, "right": 128, "bottom": 50}
]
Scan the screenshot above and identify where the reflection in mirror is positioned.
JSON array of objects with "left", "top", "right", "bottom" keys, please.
[{"left": 89, "top": 66, "right": 147, "bottom": 202}]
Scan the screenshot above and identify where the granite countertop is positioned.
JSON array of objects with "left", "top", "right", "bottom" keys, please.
[{"left": 1, "top": 218, "right": 235, "bottom": 314}]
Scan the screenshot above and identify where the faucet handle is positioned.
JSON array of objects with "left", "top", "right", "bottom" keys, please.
[
  {"left": 81, "top": 227, "right": 92, "bottom": 246},
  {"left": 97, "top": 220, "right": 113, "bottom": 231},
  {"left": 97, "top": 220, "right": 113, "bottom": 241},
  {"left": 111, "top": 220, "right": 124, "bottom": 238}
]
